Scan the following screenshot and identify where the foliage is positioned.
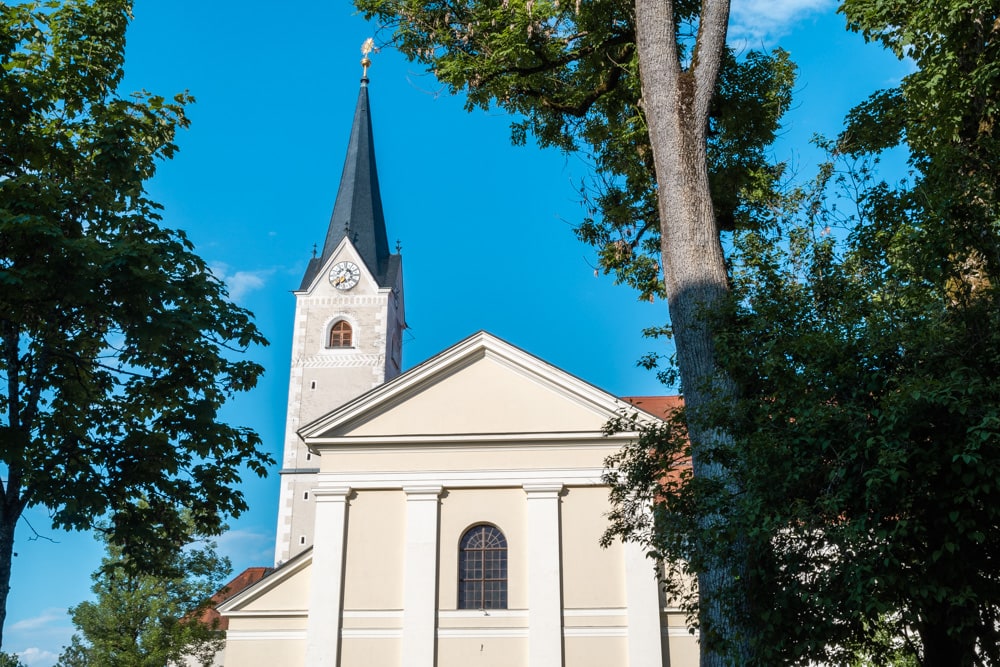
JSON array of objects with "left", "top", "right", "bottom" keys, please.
[
  {"left": 0, "top": 653, "right": 25, "bottom": 667},
  {"left": 57, "top": 527, "right": 230, "bottom": 667},
  {"left": 356, "top": 0, "right": 795, "bottom": 300},
  {"left": 605, "top": 0, "right": 1000, "bottom": 662},
  {"left": 718, "top": 144, "right": 1000, "bottom": 666},
  {"left": 0, "top": 0, "right": 271, "bottom": 645}
]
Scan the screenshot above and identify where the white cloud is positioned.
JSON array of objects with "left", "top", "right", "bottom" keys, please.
[
  {"left": 225, "top": 270, "right": 268, "bottom": 301},
  {"left": 8, "top": 609, "right": 65, "bottom": 632},
  {"left": 18, "top": 647, "right": 59, "bottom": 666},
  {"left": 729, "top": 0, "right": 836, "bottom": 48},
  {"left": 216, "top": 528, "right": 273, "bottom": 564},
  {"left": 209, "top": 263, "right": 273, "bottom": 302}
]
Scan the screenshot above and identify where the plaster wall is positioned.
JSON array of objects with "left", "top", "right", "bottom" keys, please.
[
  {"left": 437, "top": 636, "right": 527, "bottom": 667},
  {"left": 317, "top": 444, "right": 618, "bottom": 476},
  {"left": 345, "top": 354, "right": 612, "bottom": 436},
  {"left": 340, "top": 637, "right": 401, "bottom": 666},
  {"left": 667, "top": 630, "right": 700, "bottom": 667},
  {"left": 561, "top": 486, "right": 627, "bottom": 609},
  {"left": 222, "top": 638, "right": 306, "bottom": 666},
  {"left": 343, "top": 489, "right": 406, "bottom": 610},
  {"left": 239, "top": 563, "right": 311, "bottom": 612},
  {"left": 564, "top": 636, "right": 628, "bottom": 666}
]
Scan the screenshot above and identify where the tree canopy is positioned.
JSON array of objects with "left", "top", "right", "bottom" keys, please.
[
  {"left": 358, "top": 0, "right": 794, "bottom": 299},
  {"left": 57, "top": 524, "right": 230, "bottom": 667},
  {"left": 0, "top": 0, "right": 271, "bottom": 646},
  {"left": 606, "top": 2, "right": 1000, "bottom": 665}
]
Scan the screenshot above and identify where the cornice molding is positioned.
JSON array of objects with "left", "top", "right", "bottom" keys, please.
[{"left": 314, "top": 467, "right": 607, "bottom": 489}]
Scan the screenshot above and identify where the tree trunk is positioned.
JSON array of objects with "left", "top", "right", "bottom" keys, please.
[
  {"left": 919, "top": 604, "right": 978, "bottom": 667},
  {"left": 634, "top": 0, "right": 750, "bottom": 664},
  {"left": 920, "top": 625, "right": 976, "bottom": 667},
  {"left": 0, "top": 507, "right": 18, "bottom": 650}
]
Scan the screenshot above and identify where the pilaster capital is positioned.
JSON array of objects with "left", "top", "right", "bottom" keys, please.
[
  {"left": 522, "top": 483, "right": 564, "bottom": 499},
  {"left": 312, "top": 484, "right": 353, "bottom": 501},
  {"left": 402, "top": 484, "right": 444, "bottom": 499}
]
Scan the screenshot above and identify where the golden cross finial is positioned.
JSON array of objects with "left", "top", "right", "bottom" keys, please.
[{"left": 361, "top": 38, "right": 375, "bottom": 78}]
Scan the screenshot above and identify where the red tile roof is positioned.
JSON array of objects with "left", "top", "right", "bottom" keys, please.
[
  {"left": 195, "top": 566, "right": 272, "bottom": 630},
  {"left": 621, "top": 395, "right": 683, "bottom": 417}
]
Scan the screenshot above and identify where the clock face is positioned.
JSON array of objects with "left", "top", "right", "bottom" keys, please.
[{"left": 330, "top": 261, "right": 361, "bottom": 291}]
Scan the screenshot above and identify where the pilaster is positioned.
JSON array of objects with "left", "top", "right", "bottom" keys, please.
[
  {"left": 401, "top": 485, "right": 443, "bottom": 667},
  {"left": 624, "top": 539, "right": 665, "bottom": 667},
  {"left": 523, "top": 483, "right": 564, "bottom": 667},
  {"left": 305, "top": 483, "right": 352, "bottom": 667}
]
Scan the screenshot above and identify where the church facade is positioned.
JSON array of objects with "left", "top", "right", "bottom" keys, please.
[{"left": 217, "top": 73, "right": 698, "bottom": 667}]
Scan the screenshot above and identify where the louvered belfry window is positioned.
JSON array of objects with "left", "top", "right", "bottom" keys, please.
[
  {"left": 329, "top": 320, "right": 353, "bottom": 348},
  {"left": 458, "top": 524, "right": 508, "bottom": 609}
]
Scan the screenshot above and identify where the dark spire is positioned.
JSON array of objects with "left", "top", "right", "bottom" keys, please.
[{"left": 300, "top": 77, "right": 396, "bottom": 290}]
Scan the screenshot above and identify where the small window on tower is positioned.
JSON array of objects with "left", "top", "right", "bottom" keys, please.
[{"left": 329, "top": 320, "right": 353, "bottom": 348}]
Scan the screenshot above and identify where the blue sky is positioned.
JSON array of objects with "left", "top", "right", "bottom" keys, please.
[{"left": 7, "top": 1, "right": 911, "bottom": 663}]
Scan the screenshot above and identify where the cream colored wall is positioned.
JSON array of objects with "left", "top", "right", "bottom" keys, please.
[
  {"left": 565, "top": 636, "right": 628, "bottom": 666},
  {"left": 667, "top": 628, "right": 700, "bottom": 667},
  {"left": 174, "top": 648, "right": 224, "bottom": 667},
  {"left": 437, "top": 637, "right": 527, "bottom": 667},
  {"left": 561, "top": 486, "right": 627, "bottom": 610},
  {"left": 343, "top": 490, "right": 406, "bottom": 610},
  {"left": 344, "top": 355, "right": 612, "bottom": 436},
  {"left": 439, "top": 488, "right": 528, "bottom": 611},
  {"left": 319, "top": 443, "right": 619, "bottom": 476},
  {"left": 340, "top": 637, "right": 401, "bottom": 666},
  {"left": 240, "top": 562, "right": 311, "bottom": 612},
  {"left": 222, "top": 638, "right": 306, "bottom": 666},
  {"left": 227, "top": 616, "right": 307, "bottom": 632}
]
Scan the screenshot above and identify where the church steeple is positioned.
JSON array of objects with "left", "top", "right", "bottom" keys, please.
[
  {"left": 299, "top": 77, "right": 394, "bottom": 290},
  {"left": 276, "top": 53, "right": 406, "bottom": 565}
]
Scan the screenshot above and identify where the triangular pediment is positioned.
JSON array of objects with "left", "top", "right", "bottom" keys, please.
[
  {"left": 297, "top": 237, "right": 379, "bottom": 296},
  {"left": 299, "top": 331, "right": 646, "bottom": 442},
  {"left": 219, "top": 550, "right": 312, "bottom": 615}
]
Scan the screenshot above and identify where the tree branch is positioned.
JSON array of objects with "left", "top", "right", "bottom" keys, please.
[
  {"left": 20, "top": 513, "right": 56, "bottom": 544},
  {"left": 474, "top": 30, "right": 633, "bottom": 93},
  {"left": 691, "top": 0, "right": 730, "bottom": 124}
]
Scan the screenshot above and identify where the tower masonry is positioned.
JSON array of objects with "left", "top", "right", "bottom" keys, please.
[{"left": 274, "top": 75, "right": 404, "bottom": 565}]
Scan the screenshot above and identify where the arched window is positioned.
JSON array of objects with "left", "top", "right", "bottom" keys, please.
[
  {"left": 458, "top": 524, "right": 507, "bottom": 609},
  {"left": 329, "top": 320, "right": 353, "bottom": 348}
]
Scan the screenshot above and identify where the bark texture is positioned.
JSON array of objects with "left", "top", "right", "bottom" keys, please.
[
  {"left": 0, "top": 508, "right": 17, "bottom": 649},
  {"left": 634, "top": 0, "right": 748, "bottom": 664}
]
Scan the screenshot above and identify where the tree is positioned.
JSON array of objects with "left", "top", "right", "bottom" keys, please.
[
  {"left": 354, "top": 0, "right": 793, "bottom": 661},
  {"left": 0, "top": 0, "right": 271, "bottom": 647},
  {"left": 0, "top": 653, "right": 25, "bottom": 667},
  {"left": 607, "top": 1, "right": 1000, "bottom": 664},
  {"left": 57, "top": 527, "right": 230, "bottom": 667}
]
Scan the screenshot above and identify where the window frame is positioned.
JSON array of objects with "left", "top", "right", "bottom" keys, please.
[
  {"left": 328, "top": 319, "right": 354, "bottom": 348},
  {"left": 457, "top": 524, "right": 508, "bottom": 610}
]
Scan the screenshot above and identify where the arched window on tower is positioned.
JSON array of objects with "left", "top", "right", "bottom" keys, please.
[
  {"left": 329, "top": 320, "right": 353, "bottom": 348},
  {"left": 458, "top": 524, "right": 508, "bottom": 609}
]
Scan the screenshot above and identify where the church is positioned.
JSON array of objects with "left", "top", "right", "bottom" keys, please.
[{"left": 214, "top": 64, "right": 698, "bottom": 667}]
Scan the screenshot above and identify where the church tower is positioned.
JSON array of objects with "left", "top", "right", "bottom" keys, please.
[{"left": 274, "top": 70, "right": 404, "bottom": 565}]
